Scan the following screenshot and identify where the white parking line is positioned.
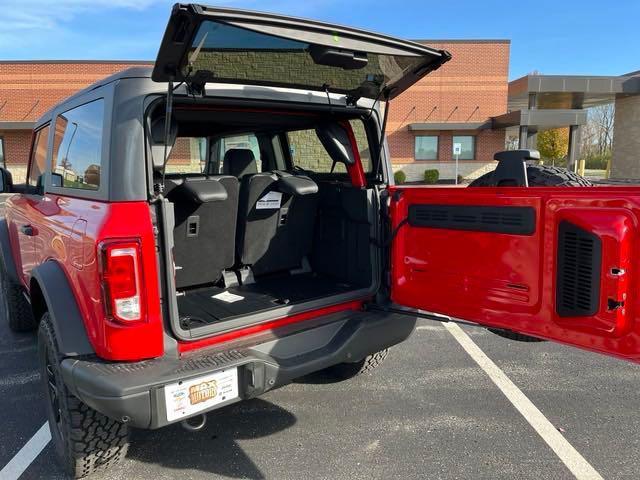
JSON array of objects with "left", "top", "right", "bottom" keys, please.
[
  {"left": 443, "top": 322, "right": 603, "bottom": 480},
  {"left": 0, "top": 422, "right": 51, "bottom": 480}
]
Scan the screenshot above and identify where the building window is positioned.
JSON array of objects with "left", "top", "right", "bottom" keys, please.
[
  {"left": 0, "top": 137, "right": 4, "bottom": 168},
  {"left": 452, "top": 136, "right": 475, "bottom": 160},
  {"left": 52, "top": 99, "right": 104, "bottom": 190},
  {"left": 415, "top": 136, "right": 438, "bottom": 160}
]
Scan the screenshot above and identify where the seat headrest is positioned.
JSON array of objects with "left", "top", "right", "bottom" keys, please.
[
  {"left": 275, "top": 172, "right": 318, "bottom": 196},
  {"left": 223, "top": 149, "right": 258, "bottom": 178},
  {"left": 178, "top": 177, "right": 228, "bottom": 204},
  {"left": 150, "top": 116, "right": 178, "bottom": 171}
]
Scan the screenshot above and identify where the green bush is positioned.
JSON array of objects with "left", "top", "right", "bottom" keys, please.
[
  {"left": 394, "top": 170, "right": 407, "bottom": 184},
  {"left": 584, "top": 152, "right": 610, "bottom": 170},
  {"left": 423, "top": 169, "right": 439, "bottom": 184}
]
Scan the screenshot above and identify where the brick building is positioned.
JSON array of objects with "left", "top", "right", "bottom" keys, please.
[
  {"left": 0, "top": 42, "right": 512, "bottom": 182},
  {"left": 0, "top": 61, "right": 152, "bottom": 181},
  {"left": 387, "top": 40, "right": 510, "bottom": 181}
]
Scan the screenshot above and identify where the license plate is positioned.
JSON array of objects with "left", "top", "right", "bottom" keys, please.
[{"left": 164, "top": 368, "right": 239, "bottom": 422}]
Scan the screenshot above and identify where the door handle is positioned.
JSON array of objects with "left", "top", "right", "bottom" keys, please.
[{"left": 20, "top": 224, "right": 36, "bottom": 236}]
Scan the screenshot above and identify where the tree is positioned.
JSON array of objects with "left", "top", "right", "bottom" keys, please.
[
  {"left": 537, "top": 128, "right": 569, "bottom": 166},
  {"left": 581, "top": 103, "right": 614, "bottom": 157}
]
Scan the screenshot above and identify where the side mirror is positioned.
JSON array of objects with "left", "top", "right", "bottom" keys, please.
[{"left": 0, "top": 167, "right": 13, "bottom": 193}]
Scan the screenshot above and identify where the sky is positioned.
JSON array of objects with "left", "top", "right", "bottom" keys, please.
[{"left": 0, "top": 0, "right": 638, "bottom": 80}]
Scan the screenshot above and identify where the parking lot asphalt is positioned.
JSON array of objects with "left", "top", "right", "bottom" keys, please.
[{"left": 2, "top": 194, "right": 640, "bottom": 480}]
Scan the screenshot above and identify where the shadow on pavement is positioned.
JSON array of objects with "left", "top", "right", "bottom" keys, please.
[
  {"left": 294, "top": 370, "right": 350, "bottom": 385},
  {"left": 126, "top": 398, "right": 296, "bottom": 479}
]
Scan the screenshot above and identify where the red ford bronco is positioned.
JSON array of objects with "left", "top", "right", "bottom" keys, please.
[{"left": 1, "top": 3, "right": 638, "bottom": 478}]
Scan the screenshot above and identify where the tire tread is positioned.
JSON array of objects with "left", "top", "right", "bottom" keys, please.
[{"left": 39, "top": 315, "right": 129, "bottom": 478}]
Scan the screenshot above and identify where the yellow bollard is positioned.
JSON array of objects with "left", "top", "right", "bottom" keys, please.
[{"left": 578, "top": 159, "right": 586, "bottom": 177}]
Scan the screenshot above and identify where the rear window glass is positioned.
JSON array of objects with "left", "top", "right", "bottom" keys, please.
[
  {"left": 186, "top": 20, "right": 426, "bottom": 96},
  {"left": 52, "top": 99, "right": 104, "bottom": 191},
  {"left": 287, "top": 120, "right": 371, "bottom": 174},
  {"left": 165, "top": 137, "right": 207, "bottom": 174},
  {"left": 217, "top": 134, "right": 262, "bottom": 173}
]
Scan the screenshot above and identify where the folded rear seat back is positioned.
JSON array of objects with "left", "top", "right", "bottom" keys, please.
[
  {"left": 224, "top": 148, "right": 319, "bottom": 276},
  {"left": 165, "top": 175, "right": 239, "bottom": 289}
]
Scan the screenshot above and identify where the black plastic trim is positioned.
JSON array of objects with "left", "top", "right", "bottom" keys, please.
[
  {"left": 31, "top": 261, "right": 95, "bottom": 357},
  {"left": 408, "top": 204, "right": 536, "bottom": 235},
  {"left": 60, "top": 309, "right": 416, "bottom": 429},
  {"left": 0, "top": 219, "right": 19, "bottom": 283},
  {"left": 556, "top": 221, "right": 602, "bottom": 317}
]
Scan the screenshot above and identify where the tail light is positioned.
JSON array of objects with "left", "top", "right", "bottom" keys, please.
[{"left": 99, "top": 240, "right": 146, "bottom": 324}]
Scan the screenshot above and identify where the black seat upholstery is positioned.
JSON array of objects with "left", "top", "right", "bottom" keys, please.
[
  {"left": 149, "top": 117, "right": 239, "bottom": 289},
  {"left": 223, "top": 149, "right": 319, "bottom": 276},
  {"left": 164, "top": 175, "right": 239, "bottom": 289}
]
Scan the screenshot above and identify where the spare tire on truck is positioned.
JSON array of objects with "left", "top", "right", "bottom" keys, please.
[
  {"left": 469, "top": 163, "right": 592, "bottom": 188},
  {"left": 469, "top": 163, "right": 592, "bottom": 342}
]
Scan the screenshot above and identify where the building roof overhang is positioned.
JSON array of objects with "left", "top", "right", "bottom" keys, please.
[
  {"left": 492, "top": 109, "right": 587, "bottom": 131},
  {"left": 0, "top": 121, "right": 35, "bottom": 131},
  {"left": 408, "top": 121, "right": 492, "bottom": 132},
  {"left": 508, "top": 74, "right": 640, "bottom": 110}
]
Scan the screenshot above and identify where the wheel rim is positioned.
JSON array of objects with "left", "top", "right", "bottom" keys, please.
[{"left": 44, "top": 346, "right": 63, "bottom": 436}]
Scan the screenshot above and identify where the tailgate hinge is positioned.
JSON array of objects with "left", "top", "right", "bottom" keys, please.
[{"left": 363, "top": 303, "right": 486, "bottom": 329}]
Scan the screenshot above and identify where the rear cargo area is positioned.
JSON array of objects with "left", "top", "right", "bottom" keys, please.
[
  {"left": 174, "top": 181, "right": 376, "bottom": 330},
  {"left": 149, "top": 101, "right": 379, "bottom": 337}
]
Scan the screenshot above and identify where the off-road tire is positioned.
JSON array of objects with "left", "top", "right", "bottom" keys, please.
[
  {"left": 471, "top": 163, "right": 590, "bottom": 342},
  {"left": 0, "top": 253, "right": 36, "bottom": 332},
  {"left": 38, "top": 313, "right": 129, "bottom": 478},
  {"left": 469, "top": 163, "right": 592, "bottom": 187},
  {"left": 324, "top": 349, "right": 389, "bottom": 380}
]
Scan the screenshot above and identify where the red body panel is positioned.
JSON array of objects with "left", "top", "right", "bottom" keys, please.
[
  {"left": 390, "top": 186, "right": 640, "bottom": 363},
  {"left": 6, "top": 194, "right": 163, "bottom": 360}
]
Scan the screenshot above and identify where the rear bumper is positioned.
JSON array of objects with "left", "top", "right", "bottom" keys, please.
[{"left": 60, "top": 309, "right": 417, "bottom": 429}]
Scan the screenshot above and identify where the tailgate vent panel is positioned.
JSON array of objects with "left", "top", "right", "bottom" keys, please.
[
  {"left": 556, "top": 221, "right": 602, "bottom": 317},
  {"left": 408, "top": 204, "right": 535, "bottom": 235}
]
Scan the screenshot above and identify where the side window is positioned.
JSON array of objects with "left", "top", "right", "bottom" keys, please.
[
  {"left": 349, "top": 119, "right": 372, "bottom": 172},
  {"left": 287, "top": 129, "right": 346, "bottom": 173},
  {"left": 52, "top": 99, "right": 104, "bottom": 191},
  {"left": 28, "top": 125, "right": 50, "bottom": 186},
  {"left": 217, "top": 134, "right": 262, "bottom": 173},
  {"left": 165, "top": 137, "right": 207, "bottom": 174},
  {"left": 287, "top": 120, "right": 371, "bottom": 174}
]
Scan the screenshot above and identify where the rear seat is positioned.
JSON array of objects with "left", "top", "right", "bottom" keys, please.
[
  {"left": 164, "top": 175, "right": 239, "bottom": 289},
  {"left": 149, "top": 116, "right": 239, "bottom": 289},
  {"left": 223, "top": 148, "right": 319, "bottom": 276}
]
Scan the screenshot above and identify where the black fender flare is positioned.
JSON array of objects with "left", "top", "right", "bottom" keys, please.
[
  {"left": 31, "top": 261, "right": 95, "bottom": 357},
  {"left": 0, "top": 219, "right": 20, "bottom": 283}
]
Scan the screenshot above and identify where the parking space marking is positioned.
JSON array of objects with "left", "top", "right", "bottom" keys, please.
[
  {"left": 0, "top": 422, "right": 51, "bottom": 480},
  {"left": 443, "top": 322, "right": 604, "bottom": 480},
  {"left": 415, "top": 325, "right": 444, "bottom": 331}
]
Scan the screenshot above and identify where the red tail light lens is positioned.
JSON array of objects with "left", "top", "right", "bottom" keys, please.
[{"left": 100, "top": 240, "right": 145, "bottom": 323}]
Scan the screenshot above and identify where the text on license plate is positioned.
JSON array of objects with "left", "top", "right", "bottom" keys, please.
[{"left": 164, "top": 368, "right": 239, "bottom": 422}]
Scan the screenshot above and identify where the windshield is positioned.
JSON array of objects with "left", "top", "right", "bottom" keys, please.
[{"left": 182, "top": 20, "right": 427, "bottom": 96}]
